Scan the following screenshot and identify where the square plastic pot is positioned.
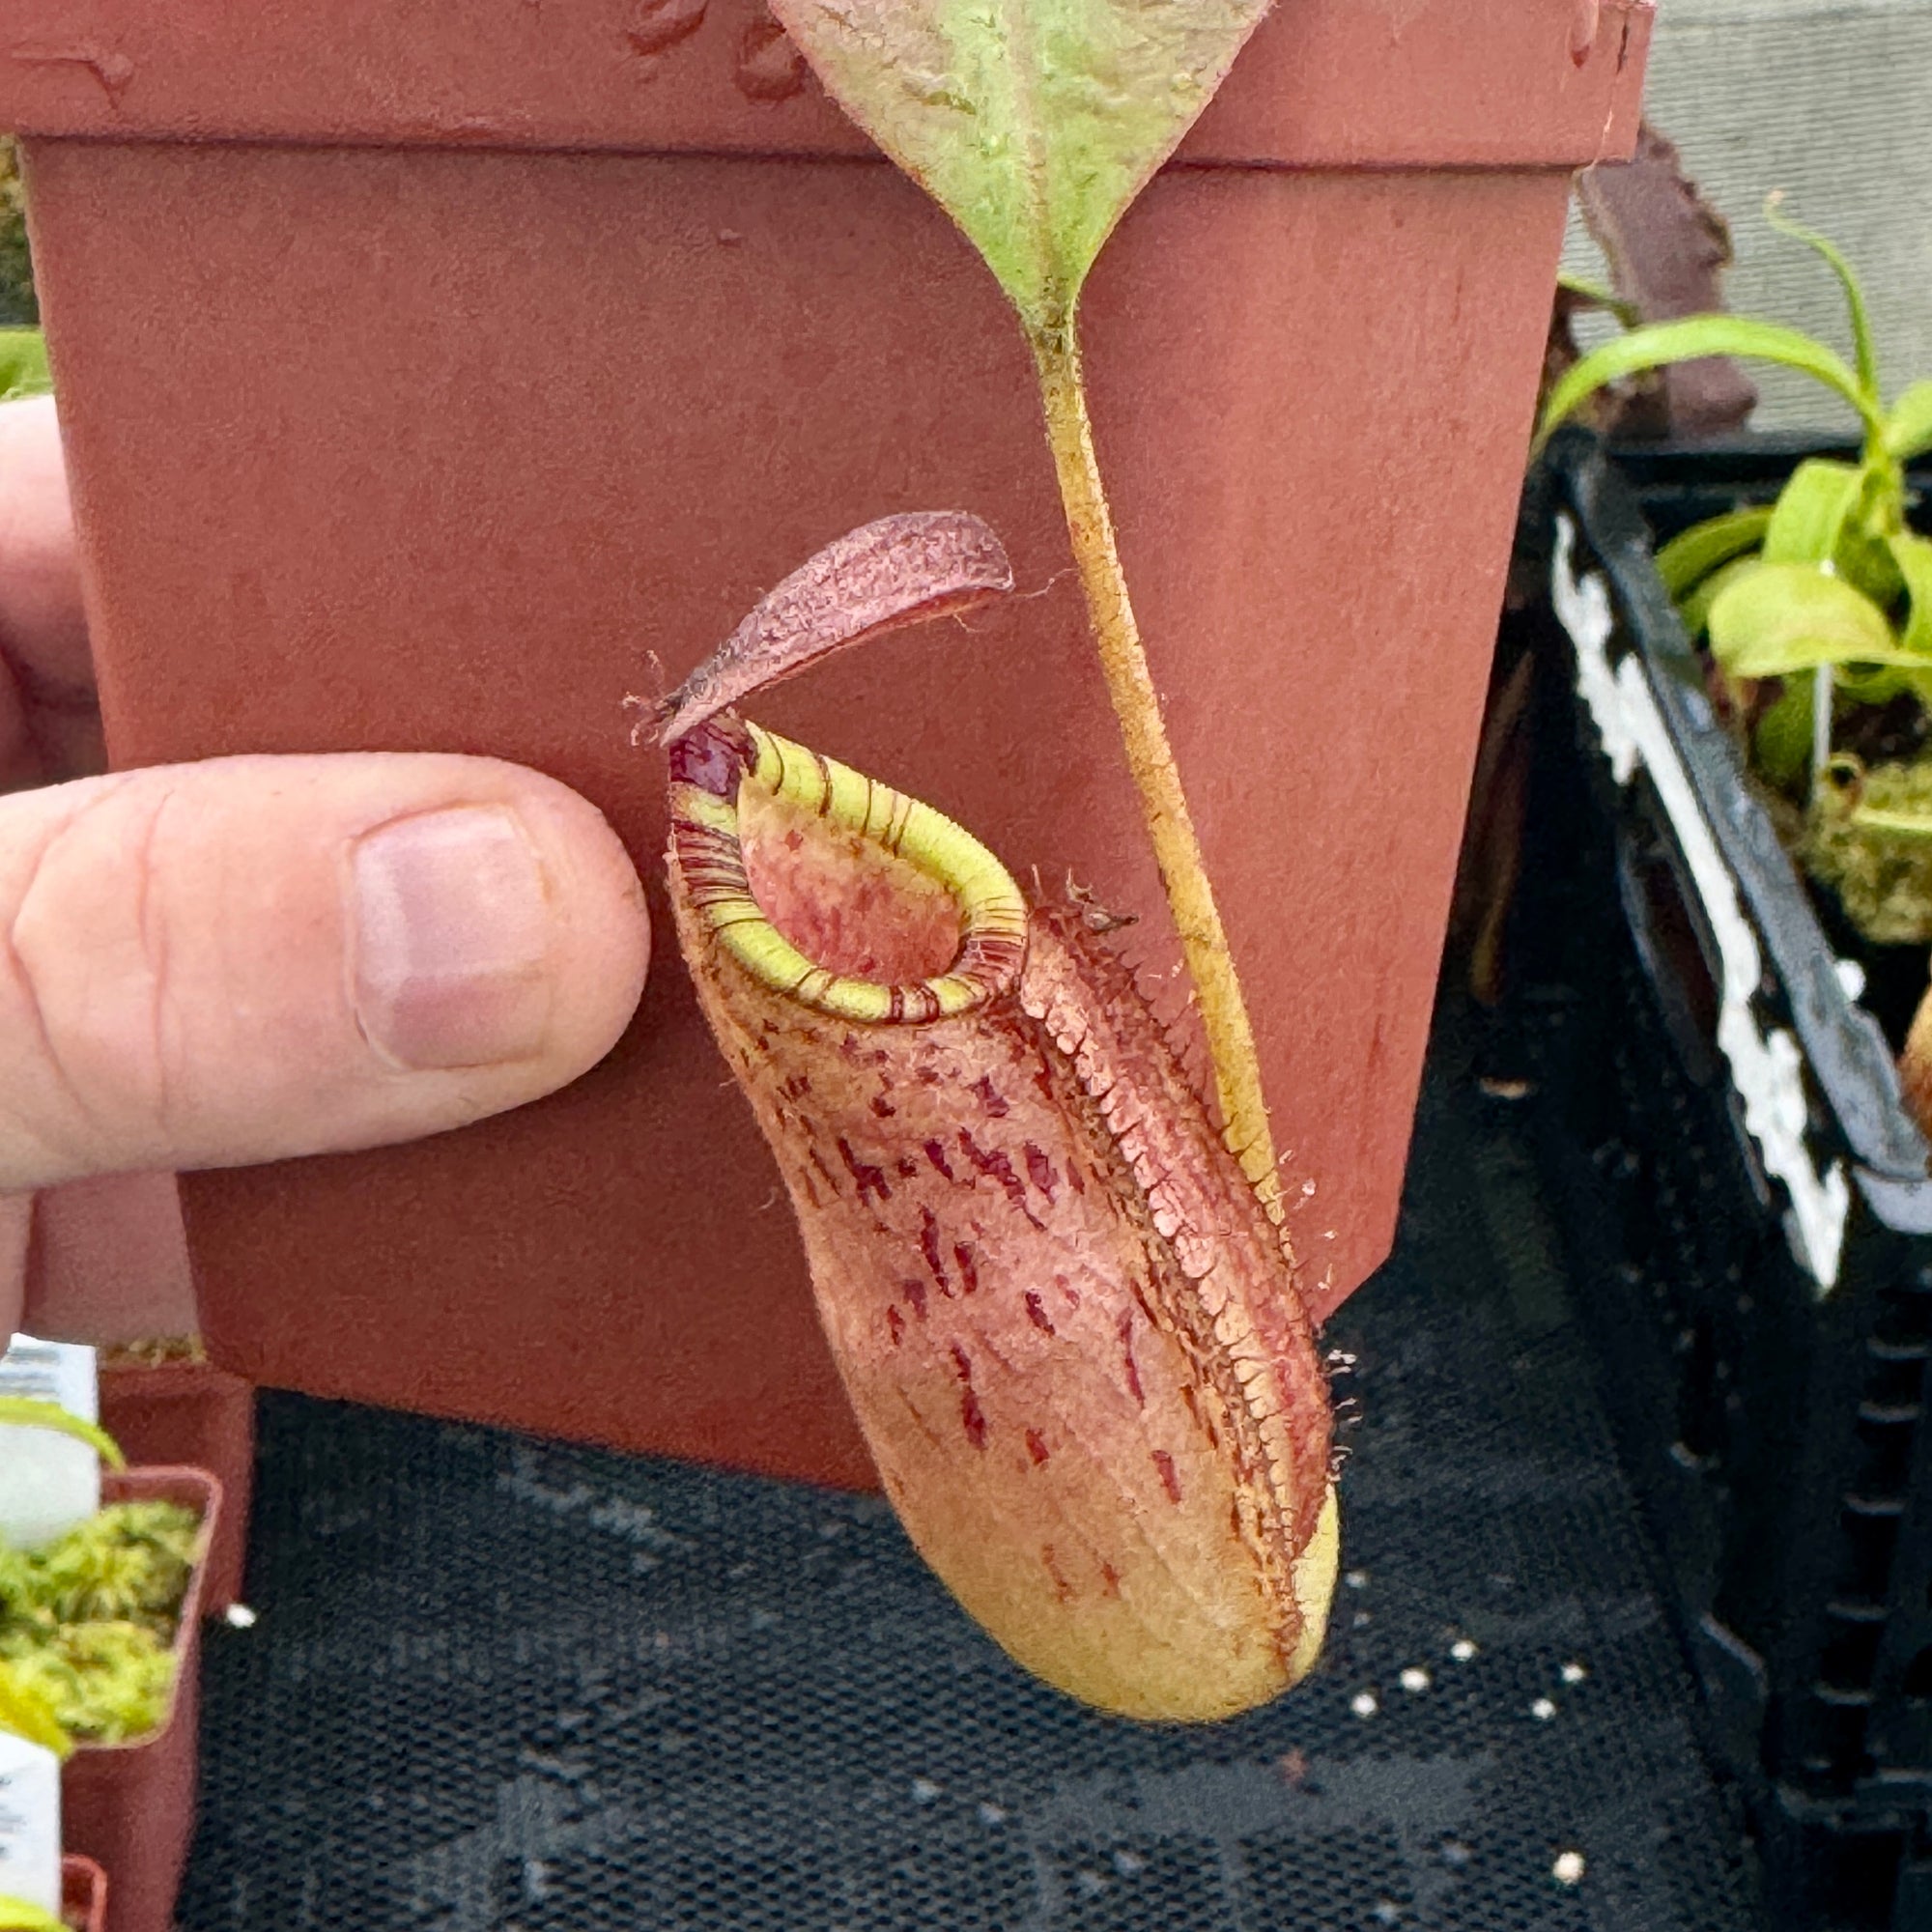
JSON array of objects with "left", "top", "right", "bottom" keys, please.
[
  {"left": 59, "top": 1469, "right": 218, "bottom": 1932},
  {"left": 2, "top": 0, "right": 1650, "bottom": 1484},
  {"left": 98, "top": 1357, "right": 253, "bottom": 1615},
  {"left": 60, "top": 1858, "right": 106, "bottom": 1932}
]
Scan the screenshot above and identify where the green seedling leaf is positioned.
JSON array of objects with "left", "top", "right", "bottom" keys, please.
[
  {"left": 1765, "top": 195, "right": 1880, "bottom": 400},
  {"left": 764, "top": 0, "right": 1273, "bottom": 336},
  {"left": 1849, "top": 806, "right": 1932, "bottom": 840},
  {"left": 1555, "top": 270, "right": 1641, "bottom": 329},
  {"left": 1679, "top": 553, "right": 1763, "bottom": 643},
  {"left": 1658, "top": 507, "right": 1774, "bottom": 600},
  {"left": 1888, "top": 380, "right": 1932, "bottom": 462},
  {"left": 0, "top": 1399, "right": 125, "bottom": 1469},
  {"left": 0, "top": 1661, "right": 71, "bottom": 1760},
  {"left": 1538, "top": 315, "right": 1877, "bottom": 450},
  {"left": 0, "top": 327, "right": 48, "bottom": 402},
  {"left": 1753, "top": 680, "right": 1815, "bottom": 789},
  {"left": 1890, "top": 529, "right": 1932, "bottom": 656},
  {"left": 1838, "top": 519, "right": 1908, "bottom": 611},
  {"left": 1837, "top": 663, "right": 1912, "bottom": 705},
  {"left": 1708, "top": 562, "right": 1910, "bottom": 678},
  {"left": 1762, "top": 459, "right": 1862, "bottom": 568}
]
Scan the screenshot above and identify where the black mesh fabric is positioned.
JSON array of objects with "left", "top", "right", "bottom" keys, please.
[{"left": 179, "top": 1034, "right": 1761, "bottom": 1931}]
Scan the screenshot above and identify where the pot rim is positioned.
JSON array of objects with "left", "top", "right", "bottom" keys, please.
[{"left": 0, "top": 0, "right": 1650, "bottom": 172}]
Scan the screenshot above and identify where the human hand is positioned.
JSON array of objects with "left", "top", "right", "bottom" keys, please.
[{"left": 0, "top": 395, "right": 651, "bottom": 1344}]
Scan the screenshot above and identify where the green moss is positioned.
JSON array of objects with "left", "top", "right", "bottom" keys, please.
[
  {"left": 1803, "top": 756, "right": 1932, "bottom": 944},
  {"left": 0, "top": 1621, "right": 173, "bottom": 1746},
  {"left": 0, "top": 1502, "right": 199, "bottom": 1745},
  {"left": 29, "top": 1501, "right": 197, "bottom": 1634},
  {"left": 0, "top": 1542, "right": 34, "bottom": 1625}
]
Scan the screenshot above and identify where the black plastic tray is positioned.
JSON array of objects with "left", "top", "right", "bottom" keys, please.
[{"left": 1520, "top": 432, "right": 1932, "bottom": 1931}]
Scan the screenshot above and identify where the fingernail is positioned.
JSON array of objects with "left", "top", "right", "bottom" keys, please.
[{"left": 350, "top": 807, "right": 554, "bottom": 1069}]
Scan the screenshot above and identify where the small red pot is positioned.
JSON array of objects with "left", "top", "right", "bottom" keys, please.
[
  {"left": 59, "top": 1469, "right": 219, "bottom": 1932},
  {"left": 98, "top": 1358, "right": 253, "bottom": 1615},
  {"left": 60, "top": 1858, "right": 106, "bottom": 1932}
]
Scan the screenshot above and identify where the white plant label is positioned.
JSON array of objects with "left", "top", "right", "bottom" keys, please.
[
  {"left": 1552, "top": 516, "right": 1850, "bottom": 1293},
  {"left": 0, "top": 1332, "right": 102, "bottom": 1549},
  {"left": 0, "top": 1730, "right": 61, "bottom": 1918}
]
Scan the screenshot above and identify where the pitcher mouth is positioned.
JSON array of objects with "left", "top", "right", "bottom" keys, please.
[{"left": 669, "top": 714, "right": 1028, "bottom": 1024}]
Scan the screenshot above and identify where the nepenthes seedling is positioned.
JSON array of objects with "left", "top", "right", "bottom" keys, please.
[{"left": 654, "top": 513, "right": 1336, "bottom": 1721}]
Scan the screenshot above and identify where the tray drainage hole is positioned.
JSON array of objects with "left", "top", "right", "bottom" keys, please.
[
  {"left": 1674, "top": 1316, "right": 1724, "bottom": 1464},
  {"left": 1875, "top": 1292, "right": 1932, "bottom": 1350},
  {"left": 1903, "top": 1647, "right": 1932, "bottom": 1701}
]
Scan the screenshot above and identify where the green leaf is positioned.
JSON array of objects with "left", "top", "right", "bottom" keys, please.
[
  {"left": 1837, "top": 663, "right": 1911, "bottom": 705},
  {"left": 1762, "top": 459, "right": 1862, "bottom": 567},
  {"left": 0, "top": 327, "right": 48, "bottom": 402},
  {"left": 1753, "top": 681, "right": 1815, "bottom": 788},
  {"left": 764, "top": 0, "right": 1273, "bottom": 335},
  {"left": 1657, "top": 507, "right": 1773, "bottom": 600},
  {"left": 1537, "top": 315, "right": 1878, "bottom": 449},
  {"left": 1708, "top": 562, "right": 1911, "bottom": 678},
  {"left": 1890, "top": 529, "right": 1932, "bottom": 656},
  {"left": 1754, "top": 458, "right": 1902, "bottom": 609},
  {"left": 1838, "top": 517, "right": 1908, "bottom": 611},
  {"left": 1886, "top": 379, "right": 1932, "bottom": 462},
  {"left": 0, "top": 1398, "right": 126, "bottom": 1468},
  {"left": 1555, "top": 271, "right": 1640, "bottom": 329},
  {"left": 1765, "top": 197, "right": 1880, "bottom": 401},
  {"left": 1849, "top": 805, "right": 1932, "bottom": 841},
  {"left": 1679, "top": 553, "right": 1763, "bottom": 643}
]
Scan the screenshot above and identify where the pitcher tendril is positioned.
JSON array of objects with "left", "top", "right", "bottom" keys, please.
[{"left": 1030, "top": 316, "right": 1281, "bottom": 1209}]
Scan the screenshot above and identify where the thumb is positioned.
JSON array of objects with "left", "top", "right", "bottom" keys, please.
[{"left": 0, "top": 753, "right": 650, "bottom": 1192}]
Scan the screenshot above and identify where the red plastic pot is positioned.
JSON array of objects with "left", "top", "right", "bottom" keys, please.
[
  {"left": 60, "top": 1469, "right": 218, "bottom": 1932},
  {"left": 98, "top": 1356, "right": 252, "bottom": 1615},
  {"left": 2, "top": 0, "right": 1650, "bottom": 1486},
  {"left": 60, "top": 1858, "right": 106, "bottom": 1932}
]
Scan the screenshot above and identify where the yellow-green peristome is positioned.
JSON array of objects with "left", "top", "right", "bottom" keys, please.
[{"left": 674, "top": 721, "right": 1028, "bottom": 1025}]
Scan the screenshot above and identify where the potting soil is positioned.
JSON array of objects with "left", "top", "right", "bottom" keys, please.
[{"left": 178, "top": 1003, "right": 1759, "bottom": 1932}]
